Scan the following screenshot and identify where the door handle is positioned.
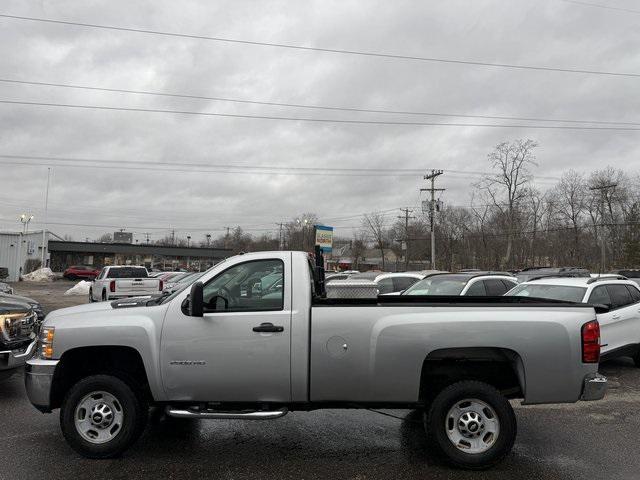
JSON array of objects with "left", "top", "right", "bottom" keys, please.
[
  {"left": 252, "top": 322, "right": 284, "bottom": 333},
  {"left": 612, "top": 314, "right": 621, "bottom": 320}
]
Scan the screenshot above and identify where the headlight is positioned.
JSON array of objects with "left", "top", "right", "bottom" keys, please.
[
  {"left": 0, "top": 313, "right": 25, "bottom": 341},
  {"left": 39, "top": 326, "right": 55, "bottom": 359}
]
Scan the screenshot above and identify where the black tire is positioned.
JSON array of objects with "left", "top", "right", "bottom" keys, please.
[
  {"left": 88, "top": 289, "right": 94, "bottom": 302},
  {"left": 102, "top": 290, "right": 107, "bottom": 302},
  {"left": 425, "top": 380, "right": 517, "bottom": 470},
  {"left": 60, "top": 374, "right": 147, "bottom": 459},
  {"left": 633, "top": 350, "right": 640, "bottom": 367}
]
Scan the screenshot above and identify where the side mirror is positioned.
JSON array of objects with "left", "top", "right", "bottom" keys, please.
[{"left": 189, "top": 281, "right": 204, "bottom": 317}]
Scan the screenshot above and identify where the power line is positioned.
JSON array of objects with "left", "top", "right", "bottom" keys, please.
[
  {"left": 0, "top": 13, "right": 639, "bottom": 79},
  {"left": 2, "top": 99, "right": 640, "bottom": 131},
  {"left": 0, "top": 154, "right": 562, "bottom": 180},
  {"left": 1, "top": 77, "right": 638, "bottom": 127},
  {"left": 559, "top": 0, "right": 640, "bottom": 14}
]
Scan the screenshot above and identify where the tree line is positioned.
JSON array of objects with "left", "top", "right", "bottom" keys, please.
[{"left": 89, "top": 138, "right": 639, "bottom": 271}]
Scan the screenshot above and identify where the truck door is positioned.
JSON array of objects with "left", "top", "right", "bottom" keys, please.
[{"left": 160, "top": 256, "right": 291, "bottom": 402}]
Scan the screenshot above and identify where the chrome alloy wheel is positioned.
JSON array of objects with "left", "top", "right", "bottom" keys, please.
[
  {"left": 74, "top": 391, "right": 124, "bottom": 444},
  {"left": 445, "top": 398, "right": 500, "bottom": 454}
]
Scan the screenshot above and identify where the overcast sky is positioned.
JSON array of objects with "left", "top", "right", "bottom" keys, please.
[{"left": 0, "top": 0, "right": 638, "bottom": 242}]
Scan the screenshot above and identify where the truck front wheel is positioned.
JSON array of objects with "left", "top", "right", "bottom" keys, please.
[
  {"left": 60, "top": 374, "right": 147, "bottom": 458},
  {"left": 425, "top": 380, "right": 517, "bottom": 470}
]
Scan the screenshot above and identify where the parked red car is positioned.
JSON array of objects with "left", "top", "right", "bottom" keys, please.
[{"left": 63, "top": 265, "right": 101, "bottom": 280}]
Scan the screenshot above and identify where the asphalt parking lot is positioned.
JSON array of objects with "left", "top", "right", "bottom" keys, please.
[{"left": 2, "top": 281, "right": 639, "bottom": 480}]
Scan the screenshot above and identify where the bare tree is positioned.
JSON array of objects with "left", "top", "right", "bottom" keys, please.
[
  {"left": 551, "top": 170, "right": 586, "bottom": 263},
  {"left": 95, "top": 233, "right": 111, "bottom": 243},
  {"left": 363, "top": 212, "right": 388, "bottom": 270},
  {"left": 350, "top": 231, "right": 368, "bottom": 270},
  {"left": 478, "top": 139, "right": 538, "bottom": 268}
]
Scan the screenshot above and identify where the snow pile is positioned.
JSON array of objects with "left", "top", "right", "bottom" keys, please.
[
  {"left": 64, "top": 280, "right": 92, "bottom": 296},
  {"left": 21, "top": 268, "right": 55, "bottom": 282}
]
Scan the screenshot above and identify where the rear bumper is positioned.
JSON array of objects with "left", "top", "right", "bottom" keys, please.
[
  {"left": 25, "top": 358, "right": 59, "bottom": 412},
  {"left": 109, "top": 293, "right": 155, "bottom": 299},
  {"left": 580, "top": 373, "right": 607, "bottom": 401},
  {"left": 0, "top": 339, "right": 37, "bottom": 372}
]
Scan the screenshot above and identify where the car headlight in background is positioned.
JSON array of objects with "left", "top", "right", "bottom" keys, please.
[{"left": 39, "top": 326, "right": 55, "bottom": 359}]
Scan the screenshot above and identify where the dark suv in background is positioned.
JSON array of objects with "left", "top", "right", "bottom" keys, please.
[
  {"left": 610, "top": 269, "right": 640, "bottom": 287},
  {"left": 515, "top": 267, "right": 590, "bottom": 283}
]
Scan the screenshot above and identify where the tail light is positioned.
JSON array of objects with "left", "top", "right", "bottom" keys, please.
[
  {"left": 159, "top": 280, "right": 164, "bottom": 291},
  {"left": 582, "top": 320, "right": 600, "bottom": 363},
  {"left": 110, "top": 280, "right": 116, "bottom": 292}
]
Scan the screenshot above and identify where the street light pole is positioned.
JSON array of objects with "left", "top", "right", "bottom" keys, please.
[
  {"left": 41, "top": 168, "right": 51, "bottom": 268},
  {"left": 17, "top": 214, "right": 33, "bottom": 280}
]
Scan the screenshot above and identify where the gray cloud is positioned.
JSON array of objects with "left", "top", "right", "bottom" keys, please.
[{"left": 0, "top": 0, "right": 638, "bottom": 241}]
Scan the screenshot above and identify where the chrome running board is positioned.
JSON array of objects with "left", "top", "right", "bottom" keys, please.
[{"left": 165, "top": 406, "right": 288, "bottom": 420}]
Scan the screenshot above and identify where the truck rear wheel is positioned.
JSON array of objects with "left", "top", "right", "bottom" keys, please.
[
  {"left": 60, "top": 374, "right": 147, "bottom": 458},
  {"left": 425, "top": 380, "right": 516, "bottom": 470}
]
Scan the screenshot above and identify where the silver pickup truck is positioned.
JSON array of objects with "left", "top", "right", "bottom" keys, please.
[{"left": 25, "top": 251, "right": 606, "bottom": 469}]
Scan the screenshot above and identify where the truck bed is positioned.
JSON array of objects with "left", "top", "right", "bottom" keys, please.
[{"left": 309, "top": 295, "right": 598, "bottom": 405}]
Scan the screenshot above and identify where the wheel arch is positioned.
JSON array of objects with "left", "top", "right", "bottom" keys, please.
[
  {"left": 419, "top": 347, "right": 526, "bottom": 402},
  {"left": 51, "top": 345, "right": 152, "bottom": 410}
]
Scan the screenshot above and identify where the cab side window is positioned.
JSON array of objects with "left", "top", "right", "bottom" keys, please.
[{"left": 202, "top": 259, "right": 284, "bottom": 312}]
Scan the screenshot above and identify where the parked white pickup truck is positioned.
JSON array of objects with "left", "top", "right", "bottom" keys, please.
[
  {"left": 27, "top": 250, "right": 606, "bottom": 469},
  {"left": 89, "top": 266, "right": 162, "bottom": 302}
]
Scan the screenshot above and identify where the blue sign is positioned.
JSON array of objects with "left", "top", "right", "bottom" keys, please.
[{"left": 314, "top": 225, "right": 333, "bottom": 253}]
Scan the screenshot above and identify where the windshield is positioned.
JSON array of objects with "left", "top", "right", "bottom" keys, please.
[
  {"left": 167, "top": 272, "right": 189, "bottom": 282},
  {"left": 505, "top": 284, "right": 587, "bottom": 303},
  {"left": 403, "top": 275, "right": 468, "bottom": 295},
  {"left": 178, "top": 272, "right": 203, "bottom": 284}
]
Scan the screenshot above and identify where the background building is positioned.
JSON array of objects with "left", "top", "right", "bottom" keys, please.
[
  {"left": 48, "top": 240, "right": 232, "bottom": 272},
  {"left": 0, "top": 230, "right": 51, "bottom": 281}
]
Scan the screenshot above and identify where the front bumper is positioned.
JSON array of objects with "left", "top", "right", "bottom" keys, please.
[
  {"left": 581, "top": 373, "right": 607, "bottom": 401},
  {"left": 25, "top": 358, "right": 59, "bottom": 412},
  {"left": 0, "top": 339, "right": 37, "bottom": 372}
]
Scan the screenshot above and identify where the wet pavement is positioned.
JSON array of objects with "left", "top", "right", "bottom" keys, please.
[{"left": 2, "top": 282, "right": 639, "bottom": 479}]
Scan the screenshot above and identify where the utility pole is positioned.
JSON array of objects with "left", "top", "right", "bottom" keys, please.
[
  {"left": 276, "top": 223, "right": 285, "bottom": 250},
  {"left": 171, "top": 229, "right": 175, "bottom": 246},
  {"left": 144, "top": 232, "right": 151, "bottom": 244},
  {"left": 397, "top": 208, "right": 415, "bottom": 270},
  {"left": 224, "top": 227, "right": 231, "bottom": 249},
  {"left": 589, "top": 183, "right": 617, "bottom": 273},
  {"left": 421, "top": 170, "right": 445, "bottom": 269}
]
